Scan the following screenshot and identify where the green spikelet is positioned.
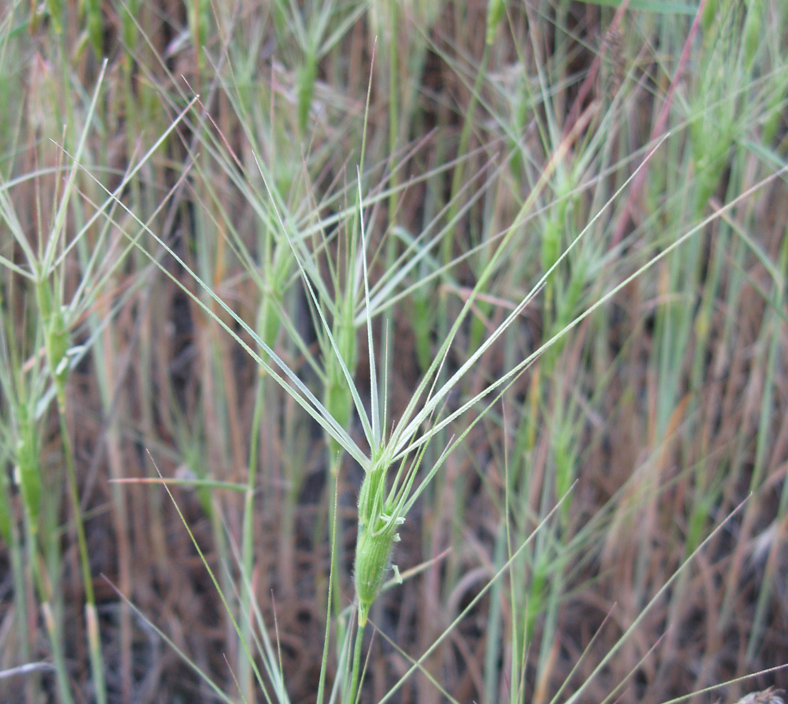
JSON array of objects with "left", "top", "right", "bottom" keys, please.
[{"left": 354, "top": 453, "right": 402, "bottom": 625}]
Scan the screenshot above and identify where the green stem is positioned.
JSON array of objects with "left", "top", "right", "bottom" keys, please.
[
  {"left": 55, "top": 385, "right": 107, "bottom": 704},
  {"left": 349, "top": 619, "right": 366, "bottom": 704},
  {"left": 41, "top": 602, "right": 75, "bottom": 704},
  {"left": 328, "top": 454, "right": 346, "bottom": 645},
  {"left": 316, "top": 461, "right": 341, "bottom": 704},
  {"left": 441, "top": 41, "right": 490, "bottom": 266},
  {"left": 239, "top": 372, "right": 266, "bottom": 702},
  {"left": 26, "top": 511, "right": 73, "bottom": 704}
]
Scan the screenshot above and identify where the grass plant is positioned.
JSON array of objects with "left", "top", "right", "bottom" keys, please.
[{"left": 1, "top": 1, "right": 788, "bottom": 703}]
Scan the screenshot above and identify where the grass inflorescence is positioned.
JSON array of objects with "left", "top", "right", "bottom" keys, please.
[{"left": 1, "top": 1, "right": 788, "bottom": 703}]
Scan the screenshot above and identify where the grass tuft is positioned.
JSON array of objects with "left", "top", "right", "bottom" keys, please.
[{"left": 1, "top": 1, "right": 787, "bottom": 702}]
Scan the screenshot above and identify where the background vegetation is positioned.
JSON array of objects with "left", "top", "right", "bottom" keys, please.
[{"left": 1, "top": 0, "right": 787, "bottom": 702}]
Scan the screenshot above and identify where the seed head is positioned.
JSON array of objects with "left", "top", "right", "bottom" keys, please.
[{"left": 354, "top": 451, "right": 405, "bottom": 625}]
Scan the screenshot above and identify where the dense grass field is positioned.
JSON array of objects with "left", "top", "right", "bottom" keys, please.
[{"left": 1, "top": 0, "right": 788, "bottom": 702}]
